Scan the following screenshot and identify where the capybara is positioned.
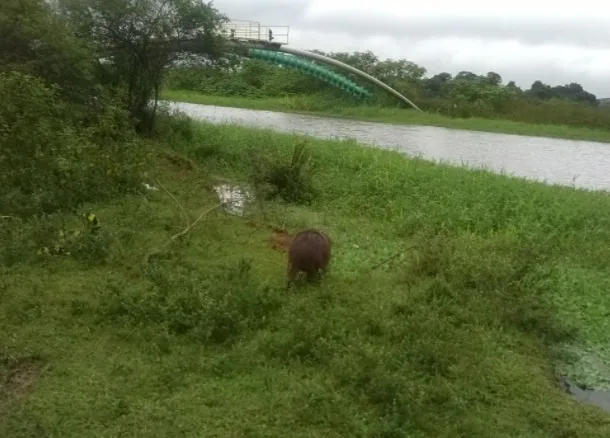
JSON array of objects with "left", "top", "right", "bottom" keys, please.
[{"left": 287, "top": 229, "right": 331, "bottom": 285}]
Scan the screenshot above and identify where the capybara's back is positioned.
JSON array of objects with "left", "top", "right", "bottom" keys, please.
[{"left": 287, "top": 229, "right": 331, "bottom": 283}]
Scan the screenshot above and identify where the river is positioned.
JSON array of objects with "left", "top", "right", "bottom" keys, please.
[{"left": 166, "top": 101, "right": 610, "bottom": 192}]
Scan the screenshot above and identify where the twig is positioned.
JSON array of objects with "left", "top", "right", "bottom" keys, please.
[
  {"left": 142, "top": 203, "right": 221, "bottom": 265},
  {"left": 155, "top": 178, "right": 190, "bottom": 226},
  {"left": 370, "top": 245, "right": 417, "bottom": 270},
  {"left": 172, "top": 203, "right": 220, "bottom": 241}
]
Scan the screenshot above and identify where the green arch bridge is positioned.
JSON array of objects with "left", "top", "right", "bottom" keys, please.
[
  {"left": 106, "top": 19, "right": 422, "bottom": 111},
  {"left": 221, "top": 20, "right": 422, "bottom": 111}
]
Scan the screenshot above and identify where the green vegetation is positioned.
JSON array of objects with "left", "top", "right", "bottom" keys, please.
[
  {"left": 5, "top": 112, "right": 610, "bottom": 436},
  {"left": 164, "top": 49, "right": 610, "bottom": 142},
  {"left": 162, "top": 90, "right": 610, "bottom": 143},
  {"left": 4, "top": 0, "right": 610, "bottom": 436}
]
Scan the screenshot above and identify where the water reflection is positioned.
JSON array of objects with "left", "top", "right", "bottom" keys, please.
[{"left": 214, "top": 183, "right": 252, "bottom": 217}]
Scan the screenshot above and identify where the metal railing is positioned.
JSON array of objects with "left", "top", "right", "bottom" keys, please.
[{"left": 221, "top": 19, "right": 289, "bottom": 44}]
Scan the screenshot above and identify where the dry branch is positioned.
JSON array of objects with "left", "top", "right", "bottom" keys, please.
[
  {"left": 155, "top": 178, "right": 190, "bottom": 227},
  {"left": 370, "top": 244, "right": 417, "bottom": 270},
  {"left": 142, "top": 193, "right": 221, "bottom": 265}
]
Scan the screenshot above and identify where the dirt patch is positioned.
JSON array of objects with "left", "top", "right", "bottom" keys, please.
[
  {"left": 0, "top": 354, "right": 47, "bottom": 417},
  {"left": 270, "top": 230, "right": 293, "bottom": 252},
  {"left": 159, "top": 150, "right": 197, "bottom": 172},
  {"left": 241, "top": 220, "right": 294, "bottom": 252}
]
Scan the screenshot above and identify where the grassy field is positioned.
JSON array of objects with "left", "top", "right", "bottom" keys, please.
[
  {"left": 161, "top": 89, "right": 610, "bottom": 144},
  {"left": 3, "top": 112, "right": 610, "bottom": 437}
]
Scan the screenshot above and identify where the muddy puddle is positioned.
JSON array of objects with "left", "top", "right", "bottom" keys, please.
[
  {"left": 560, "top": 376, "right": 610, "bottom": 412},
  {"left": 214, "top": 183, "right": 253, "bottom": 216},
  {"left": 0, "top": 355, "right": 47, "bottom": 416}
]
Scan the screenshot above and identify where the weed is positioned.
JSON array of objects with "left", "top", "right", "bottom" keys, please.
[
  {"left": 0, "top": 72, "right": 147, "bottom": 218},
  {"left": 70, "top": 231, "right": 114, "bottom": 267},
  {"left": 96, "top": 259, "right": 284, "bottom": 345},
  {"left": 251, "top": 140, "right": 318, "bottom": 204}
]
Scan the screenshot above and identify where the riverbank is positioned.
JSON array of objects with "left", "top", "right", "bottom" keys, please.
[
  {"left": 3, "top": 114, "right": 610, "bottom": 437},
  {"left": 162, "top": 89, "right": 610, "bottom": 144}
]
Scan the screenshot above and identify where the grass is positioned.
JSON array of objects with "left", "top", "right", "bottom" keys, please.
[
  {"left": 3, "top": 113, "right": 610, "bottom": 437},
  {"left": 161, "top": 89, "right": 610, "bottom": 144}
]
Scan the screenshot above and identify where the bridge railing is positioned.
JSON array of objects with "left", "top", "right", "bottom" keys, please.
[{"left": 221, "top": 19, "right": 289, "bottom": 45}]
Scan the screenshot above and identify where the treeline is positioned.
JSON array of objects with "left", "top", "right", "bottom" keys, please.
[
  {"left": 0, "top": 0, "right": 226, "bottom": 218},
  {"left": 166, "top": 50, "right": 610, "bottom": 130}
]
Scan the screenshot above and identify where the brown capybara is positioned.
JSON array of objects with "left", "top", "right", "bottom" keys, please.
[{"left": 287, "top": 229, "right": 331, "bottom": 285}]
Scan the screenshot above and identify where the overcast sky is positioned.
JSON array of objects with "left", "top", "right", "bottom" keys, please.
[{"left": 215, "top": 0, "right": 610, "bottom": 98}]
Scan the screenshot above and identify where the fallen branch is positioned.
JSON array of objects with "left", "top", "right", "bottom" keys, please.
[
  {"left": 370, "top": 244, "right": 417, "bottom": 270},
  {"left": 142, "top": 203, "right": 222, "bottom": 265},
  {"left": 173, "top": 203, "right": 221, "bottom": 241},
  {"left": 155, "top": 178, "right": 190, "bottom": 227}
]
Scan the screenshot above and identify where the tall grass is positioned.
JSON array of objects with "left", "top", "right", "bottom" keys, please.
[{"left": 2, "top": 112, "right": 610, "bottom": 437}]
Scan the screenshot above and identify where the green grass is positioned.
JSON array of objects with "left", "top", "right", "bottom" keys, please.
[
  {"left": 3, "top": 114, "right": 610, "bottom": 437},
  {"left": 162, "top": 89, "right": 610, "bottom": 144}
]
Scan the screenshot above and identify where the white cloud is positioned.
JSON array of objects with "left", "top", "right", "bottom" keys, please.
[{"left": 214, "top": 0, "right": 610, "bottom": 97}]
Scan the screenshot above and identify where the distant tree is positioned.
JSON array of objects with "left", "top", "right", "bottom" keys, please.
[
  {"left": 374, "top": 59, "right": 426, "bottom": 82},
  {"left": 328, "top": 50, "right": 379, "bottom": 75},
  {"left": 455, "top": 71, "right": 478, "bottom": 81},
  {"left": 551, "top": 82, "right": 597, "bottom": 105},
  {"left": 423, "top": 72, "right": 452, "bottom": 98},
  {"left": 506, "top": 81, "right": 523, "bottom": 94},
  {"left": 526, "top": 80, "right": 553, "bottom": 100},
  {"left": 0, "top": 0, "right": 95, "bottom": 104},
  {"left": 58, "top": 0, "right": 227, "bottom": 133},
  {"left": 484, "top": 71, "right": 502, "bottom": 86}
]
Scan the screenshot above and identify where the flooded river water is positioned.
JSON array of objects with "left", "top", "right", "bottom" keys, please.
[{"left": 166, "top": 101, "right": 610, "bottom": 192}]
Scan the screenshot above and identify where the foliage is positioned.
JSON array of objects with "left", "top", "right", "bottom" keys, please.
[
  {"left": 3, "top": 120, "right": 610, "bottom": 436},
  {"left": 0, "top": 0, "right": 227, "bottom": 219},
  {"left": 165, "top": 49, "right": 610, "bottom": 131},
  {"left": 98, "top": 260, "right": 283, "bottom": 344},
  {"left": 0, "top": 71, "right": 145, "bottom": 217},
  {"left": 0, "top": 0, "right": 96, "bottom": 104},
  {"left": 4, "top": 0, "right": 610, "bottom": 435},
  {"left": 56, "top": 0, "right": 228, "bottom": 133},
  {"left": 250, "top": 140, "right": 318, "bottom": 204}
]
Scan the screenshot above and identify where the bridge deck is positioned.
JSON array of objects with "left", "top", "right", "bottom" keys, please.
[{"left": 221, "top": 19, "right": 289, "bottom": 46}]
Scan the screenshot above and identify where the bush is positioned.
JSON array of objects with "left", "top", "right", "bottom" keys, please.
[
  {"left": 96, "top": 259, "right": 284, "bottom": 345},
  {"left": 0, "top": 71, "right": 147, "bottom": 217},
  {"left": 151, "top": 105, "right": 198, "bottom": 146},
  {"left": 250, "top": 140, "right": 318, "bottom": 204}
]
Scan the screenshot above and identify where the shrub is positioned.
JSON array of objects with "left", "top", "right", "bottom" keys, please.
[
  {"left": 251, "top": 140, "right": 318, "bottom": 204},
  {"left": 96, "top": 259, "right": 284, "bottom": 345},
  {"left": 0, "top": 71, "right": 146, "bottom": 217}
]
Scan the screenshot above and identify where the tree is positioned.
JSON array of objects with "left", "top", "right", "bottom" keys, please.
[
  {"left": 375, "top": 59, "right": 426, "bottom": 82},
  {"left": 455, "top": 71, "right": 478, "bottom": 81},
  {"left": 424, "top": 73, "right": 452, "bottom": 98},
  {"left": 505, "top": 81, "right": 523, "bottom": 95},
  {"left": 526, "top": 80, "right": 553, "bottom": 100},
  {"left": 551, "top": 82, "right": 597, "bottom": 105},
  {"left": 328, "top": 51, "right": 379, "bottom": 75},
  {"left": 484, "top": 71, "right": 502, "bottom": 86},
  {"left": 0, "top": 0, "right": 95, "bottom": 104},
  {"left": 58, "top": 0, "right": 227, "bottom": 133}
]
